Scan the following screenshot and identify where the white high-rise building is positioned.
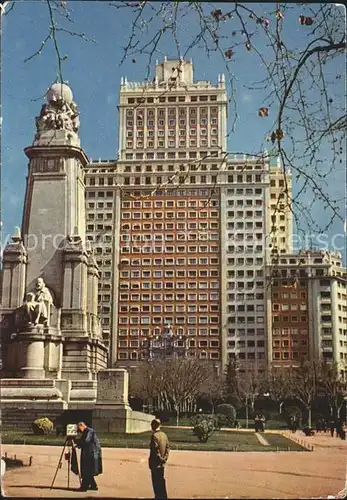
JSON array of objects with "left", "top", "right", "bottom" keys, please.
[
  {"left": 269, "top": 157, "right": 293, "bottom": 254},
  {"left": 220, "top": 154, "right": 271, "bottom": 369}
]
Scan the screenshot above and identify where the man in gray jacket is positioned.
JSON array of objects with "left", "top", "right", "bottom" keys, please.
[{"left": 149, "top": 419, "right": 170, "bottom": 499}]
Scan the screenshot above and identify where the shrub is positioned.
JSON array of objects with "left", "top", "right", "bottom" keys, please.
[
  {"left": 190, "top": 413, "right": 219, "bottom": 429},
  {"left": 32, "top": 417, "right": 54, "bottom": 435},
  {"left": 216, "top": 404, "right": 236, "bottom": 428},
  {"left": 193, "top": 419, "right": 215, "bottom": 443}
]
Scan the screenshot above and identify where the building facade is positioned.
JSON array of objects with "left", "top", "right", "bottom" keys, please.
[
  {"left": 268, "top": 158, "right": 293, "bottom": 254},
  {"left": 83, "top": 58, "right": 346, "bottom": 373},
  {"left": 267, "top": 250, "right": 347, "bottom": 375}
]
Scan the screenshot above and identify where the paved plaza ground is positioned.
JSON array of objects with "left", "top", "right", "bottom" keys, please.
[{"left": 2, "top": 433, "right": 346, "bottom": 498}]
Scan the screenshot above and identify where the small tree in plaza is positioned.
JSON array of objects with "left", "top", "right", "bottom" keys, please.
[
  {"left": 291, "top": 360, "right": 319, "bottom": 428},
  {"left": 317, "top": 360, "right": 347, "bottom": 420},
  {"left": 225, "top": 359, "right": 266, "bottom": 428},
  {"left": 266, "top": 367, "right": 294, "bottom": 414},
  {"left": 129, "top": 360, "right": 166, "bottom": 412},
  {"left": 131, "top": 358, "right": 209, "bottom": 424},
  {"left": 163, "top": 358, "right": 209, "bottom": 426},
  {"left": 198, "top": 366, "right": 225, "bottom": 414}
]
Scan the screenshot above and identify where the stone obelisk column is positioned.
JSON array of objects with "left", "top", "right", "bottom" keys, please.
[{"left": 22, "top": 82, "right": 87, "bottom": 305}]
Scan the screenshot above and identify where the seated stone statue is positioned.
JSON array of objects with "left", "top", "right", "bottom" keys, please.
[{"left": 24, "top": 278, "right": 53, "bottom": 326}]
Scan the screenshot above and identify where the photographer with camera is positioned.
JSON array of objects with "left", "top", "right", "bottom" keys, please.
[{"left": 72, "top": 422, "right": 103, "bottom": 492}]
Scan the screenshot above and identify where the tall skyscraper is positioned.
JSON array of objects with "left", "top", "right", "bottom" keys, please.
[
  {"left": 84, "top": 58, "right": 346, "bottom": 375},
  {"left": 118, "top": 58, "right": 228, "bottom": 161}
]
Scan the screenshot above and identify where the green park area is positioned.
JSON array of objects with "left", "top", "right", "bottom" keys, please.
[{"left": 1, "top": 426, "right": 304, "bottom": 452}]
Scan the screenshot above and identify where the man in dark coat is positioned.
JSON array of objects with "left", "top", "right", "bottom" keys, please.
[
  {"left": 328, "top": 419, "right": 335, "bottom": 437},
  {"left": 336, "top": 419, "right": 343, "bottom": 439},
  {"left": 74, "top": 422, "right": 102, "bottom": 492},
  {"left": 149, "top": 418, "right": 170, "bottom": 500}
]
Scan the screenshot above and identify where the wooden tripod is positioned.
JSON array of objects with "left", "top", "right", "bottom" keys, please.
[{"left": 50, "top": 437, "right": 81, "bottom": 490}]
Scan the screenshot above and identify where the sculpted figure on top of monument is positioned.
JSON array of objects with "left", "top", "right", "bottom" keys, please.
[
  {"left": 35, "top": 83, "right": 80, "bottom": 135},
  {"left": 24, "top": 278, "right": 53, "bottom": 327}
]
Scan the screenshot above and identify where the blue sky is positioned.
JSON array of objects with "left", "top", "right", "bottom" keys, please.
[{"left": 1, "top": 2, "right": 346, "bottom": 261}]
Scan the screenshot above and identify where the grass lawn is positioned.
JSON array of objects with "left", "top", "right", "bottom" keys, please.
[
  {"left": 1, "top": 428, "right": 305, "bottom": 452},
  {"left": 237, "top": 419, "right": 288, "bottom": 430},
  {"left": 166, "top": 416, "right": 288, "bottom": 430}
]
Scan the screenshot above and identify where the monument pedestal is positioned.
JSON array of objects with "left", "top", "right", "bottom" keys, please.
[
  {"left": 92, "top": 369, "right": 154, "bottom": 434},
  {"left": 0, "top": 83, "right": 149, "bottom": 435},
  {"left": 5, "top": 327, "right": 63, "bottom": 380},
  {"left": 21, "top": 336, "right": 45, "bottom": 379}
]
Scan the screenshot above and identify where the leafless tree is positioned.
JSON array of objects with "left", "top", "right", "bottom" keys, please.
[
  {"left": 198, "top": 366, "right": 225, "bottom": 414},
  {"left": 265, "top": 367, "right": 294, "bottom": 414},
  {"left": 129, "top": 360, "right": 165, "bottom": 411},
  {"left": 317, "top": 360, "right": 347, "bottom": 419},
  {"left": 130, "top": 358, "right": 209, "bottom": 423},
  {"left": 291, "top": 360, "right": 319, "bottom": 428},
  {"left": 163, "top": 358, "right": 209, "bottom": 425},
  {"left": 225, "top": 359, "right": 266, "bottom": 428},
  {"left": 107, "top": 1, "right": 346, "bottom": 235},
  {"left": 5, "top": 1, "right": 346, "bottom": 237}
]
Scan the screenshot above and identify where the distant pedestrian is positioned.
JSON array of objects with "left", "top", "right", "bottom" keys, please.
[
  {"left": 289, "top": 415, "right": 297, "bottom": 433},
  {"left": 336, "top": 419, "right": 343, "bottom": 439},
  {"left": 254, "top": 414, "right": 260, "bottom": 432},
  {"left": 292, "top": 416, "right": 298, "bottom": 433},
  {"left": 329, "top": 419, "right": 335, "bottom": 437},
  {"left": 73, "top": 422, "right": 102, "bottom": 492},
  {"left": 149, "top": 418, "right": 170, "bottom": 500},
  {"left": 315, "top": 419, "right": 322, "bottom": 433},
  {"left": 259, "top": 413, "right": 266, "bottom": 432}
]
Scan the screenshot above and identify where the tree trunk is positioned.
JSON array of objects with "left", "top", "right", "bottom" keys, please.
[
  {"left": 328, "top": 403, "right": 333, "bottom": 417},
  {"left": 279, "top": 401, "right": 284, "bottom": 414},
  {"left": 246, "top": 404, "right": 249, "bottom": 429},
  {"left": 308, "top": 406, "right": 312, "bottom": 428},
  {"left": 176, "top": 405, "right": 179, "bottom": 427}
]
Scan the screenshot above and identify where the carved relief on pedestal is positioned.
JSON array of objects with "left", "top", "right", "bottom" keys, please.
[
  {"left": 61, "top": 314, "right": 73, "bottom": 328},
  {"left": 32, "top": 158, "right": 65, "bottom": 173}
]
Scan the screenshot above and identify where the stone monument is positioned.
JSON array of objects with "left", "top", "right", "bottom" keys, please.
[
  {"left": 0, "top": 82, "right": 153, "bottom": 434},
  {"left": 1, "top": 82, "right": 107, "bottom": 381}
]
